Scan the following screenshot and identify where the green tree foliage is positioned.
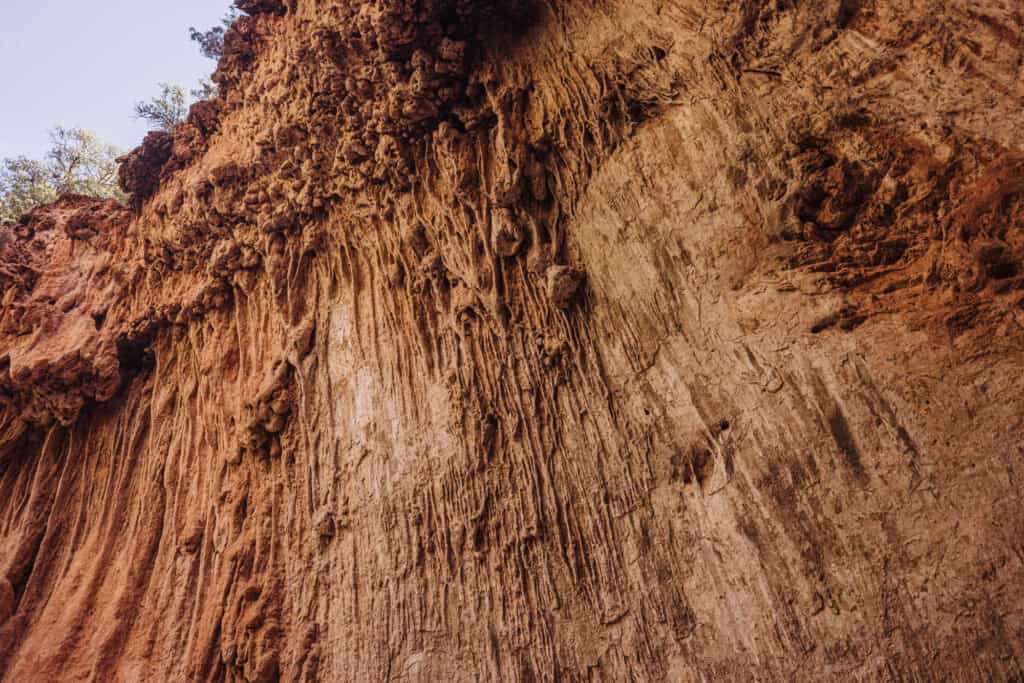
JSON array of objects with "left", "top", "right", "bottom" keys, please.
[
  {"left": 191, "top": 78, "right": 218, "bottom": 101},
  {"left": 1, "top": 10, "right": 241, "bottom": 220},
  {"left": 133, "top": 83, "right": 189, "bottom": 132},
  {"left": 189, "top": 8, "right": 240, "bottom": 60},
  {"left": 0, "top": 127, "right": 125, "bottom": 223},
  {"left": 134, "top": 9, "right": 240, "bottom": 132}
]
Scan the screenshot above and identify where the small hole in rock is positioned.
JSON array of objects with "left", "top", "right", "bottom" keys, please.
[{"left": 988, "top": 261, "right": 1018, "bottom": 280}]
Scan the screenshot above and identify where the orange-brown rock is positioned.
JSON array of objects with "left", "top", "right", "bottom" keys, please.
[{"left": 2, "top": 0, "right": 1024, "bottom": 680}]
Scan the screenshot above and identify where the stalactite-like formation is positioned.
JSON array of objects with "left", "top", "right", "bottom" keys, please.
[{"left": 2, "top": 1, "right": 1023, "bottom": 680}]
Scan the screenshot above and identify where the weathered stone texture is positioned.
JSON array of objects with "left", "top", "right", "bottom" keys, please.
[{"left": 1, "top": 0, "right": 1023, "bottom": 680}]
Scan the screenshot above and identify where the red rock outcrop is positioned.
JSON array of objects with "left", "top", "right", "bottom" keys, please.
[{"left": 2, "top": 0, "right": 1024, "bottom": 680}]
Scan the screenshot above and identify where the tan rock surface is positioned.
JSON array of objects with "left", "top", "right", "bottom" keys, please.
[{"left": 1, "top": 0, "right": 1023, "bottom": 679}]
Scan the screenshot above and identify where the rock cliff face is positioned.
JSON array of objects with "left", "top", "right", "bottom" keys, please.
[{"left": 2, "top": 0, "right": 1024, "bottom": 680}]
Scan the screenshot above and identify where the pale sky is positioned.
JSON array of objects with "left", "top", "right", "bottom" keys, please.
[{"left": 0, "top": 1, "right": 231, "bottom": 160}]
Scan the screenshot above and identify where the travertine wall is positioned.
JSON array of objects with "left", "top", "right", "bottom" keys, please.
[{"left": 1, "top": 1, "right": 1023, "bottom": 679}]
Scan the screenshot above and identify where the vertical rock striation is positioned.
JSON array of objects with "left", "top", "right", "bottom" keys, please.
[{"left": 1, "top": 0, "right": 1023, "bottom": 679}]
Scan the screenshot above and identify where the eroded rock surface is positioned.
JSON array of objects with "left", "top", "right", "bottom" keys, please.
[{"left": 2, "top": 0, "right": 1023, "bottom": 680}]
